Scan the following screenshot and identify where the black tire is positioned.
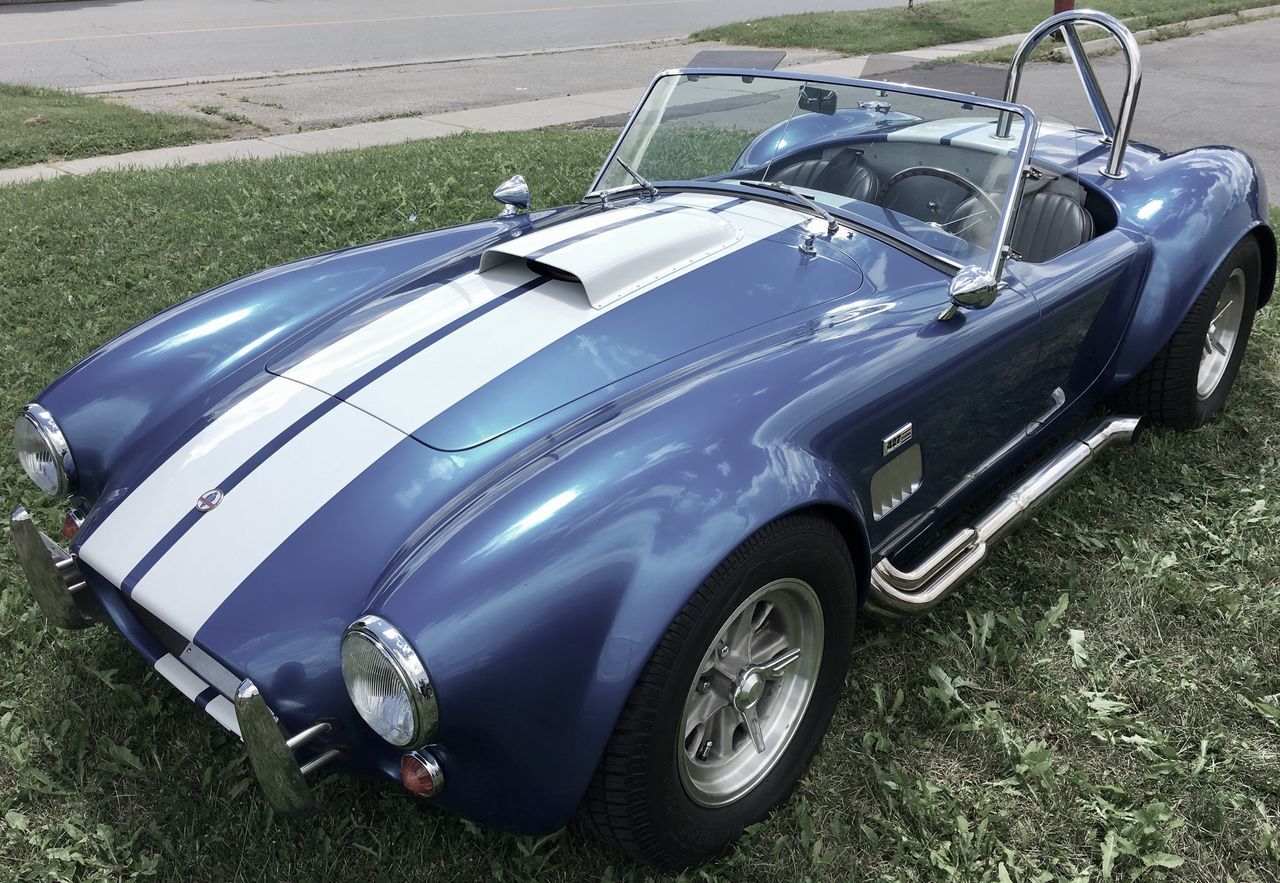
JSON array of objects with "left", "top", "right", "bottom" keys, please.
[
  {"left": 581, "top": 513, "right": 857, "bottom": 870},
  {"left": 1115, "top": 237, "right": 1261, "bottom": 429}
]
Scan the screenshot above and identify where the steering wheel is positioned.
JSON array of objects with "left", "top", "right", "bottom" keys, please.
[{"left": 876, "top": 166, "right": 1001, "bottom": 239}]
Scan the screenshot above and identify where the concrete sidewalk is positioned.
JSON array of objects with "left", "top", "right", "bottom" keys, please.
[
  {"left": 0, "top": 29, "right": 1026, "bottom": 188},
  {"left": 3, "top": 8, "right": 1277, "bottom": 188}
]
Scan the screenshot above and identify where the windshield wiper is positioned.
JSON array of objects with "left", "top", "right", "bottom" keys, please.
[
  {"left": 737, "top": 179, "right": 839, "bottom": 235},
  {"left": 583, "top": 158, "right": 660, "bottom": 208},
  {"left": 584, "top": 157, "right": 660, "bottom": 207},
  {"left": 615, "top": 157, "right": 658, "bottom": 198}
]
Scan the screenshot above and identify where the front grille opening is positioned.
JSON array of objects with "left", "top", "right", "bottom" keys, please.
[{"left": 124, "top": 596, "right": 189, "bottom": 658}]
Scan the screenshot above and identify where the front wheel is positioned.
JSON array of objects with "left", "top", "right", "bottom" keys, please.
[
  {"left": 582, "top": 513, "right": 856, "bottom": 870},
  {"left": 1117, "top": 237, "right": 1261, "bottom": 428}
]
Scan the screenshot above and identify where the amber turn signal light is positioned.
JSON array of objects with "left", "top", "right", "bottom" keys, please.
[
  {"left": 401, "top": 749, "right": 444, "bottom": 798},
  {"left": 62, "top": 511, "right": 83, "bottom": 540}
]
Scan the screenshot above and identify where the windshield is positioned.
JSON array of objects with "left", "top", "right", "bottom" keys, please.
[{"left": 593, "top": 72, "right": 1032, "bottom": 263}]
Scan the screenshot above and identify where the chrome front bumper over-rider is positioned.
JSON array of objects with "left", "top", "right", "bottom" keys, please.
[
  {"left": 9, "top": 506, "right": 340, "bottom": 814},
  {"left": 10, "top": 506, "right": 91, "bottom": 629}
]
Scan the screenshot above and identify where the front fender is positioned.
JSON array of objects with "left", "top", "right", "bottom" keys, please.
[
  {"left": 1108, "top": 146, "right": 1272, "bottom": 386},
  {"left": 368, "top": 348, "right": 870, "bottom": 833}
]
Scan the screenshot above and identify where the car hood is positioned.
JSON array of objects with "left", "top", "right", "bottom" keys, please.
[{"left": 265, "top": 192, "right": 865, "bottom": 450}]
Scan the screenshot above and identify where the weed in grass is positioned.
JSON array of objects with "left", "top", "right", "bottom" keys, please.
[{"left": 0, "top": 133, "right": 1277, "bottom": 881}]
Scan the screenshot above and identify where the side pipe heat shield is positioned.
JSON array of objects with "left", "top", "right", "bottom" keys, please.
[{"left": 867, "top": 416, "right": 1141, "bottom": 616}]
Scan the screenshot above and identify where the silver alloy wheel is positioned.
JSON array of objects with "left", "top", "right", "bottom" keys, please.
[
  {"left": 1197, "top": 268, "right": 1247, "bottom": 400},
  {"left": 676, "top": 578, "right": 824, "bottom": 808}
]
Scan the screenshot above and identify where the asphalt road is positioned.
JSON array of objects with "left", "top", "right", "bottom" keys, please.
[
  {"left": 1018, "top": 20, "right": 1280, "bottom": 189},
  {"left": 0, "top": 0, "right": 897, "bottom": 89},
  {"left": 862, "top": 18, "right": 1280, "bottom": 189}
]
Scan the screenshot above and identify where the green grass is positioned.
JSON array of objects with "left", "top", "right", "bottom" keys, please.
[
  {"left": 1, "top": 132, "right": 1279, "bottom": 881},
  {"left": 0, "top": 83, "right": 230, "bottom": 170},
  {"left": 691, "top": 0, "right": 1280, "bottom": 56}
]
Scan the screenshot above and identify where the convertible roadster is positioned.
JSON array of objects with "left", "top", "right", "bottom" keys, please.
[{"left": 9, "top": 10, "right": 1273, "bottom": 869}]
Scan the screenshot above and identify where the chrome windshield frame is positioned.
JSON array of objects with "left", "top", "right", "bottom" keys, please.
[{"left": 587, "top": 67, "right": 1040, "bottom": 285}]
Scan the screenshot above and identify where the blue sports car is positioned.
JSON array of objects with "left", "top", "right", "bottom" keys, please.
[{"left": 9, "top": 11, "right": 1274, "bottom": 869}]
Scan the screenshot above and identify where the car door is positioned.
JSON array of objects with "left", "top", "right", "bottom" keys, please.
[
  {"left": 822, "top": 272, "right": 1048, "bottom": 553},
  {"left": 1005, "top": 229, "right": 1148, "bottom": 407}
]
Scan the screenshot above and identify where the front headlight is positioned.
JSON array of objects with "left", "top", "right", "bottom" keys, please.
[
  {"left": 14, "top": 404, "right": 76, "bottom": 497},
  {"left": 341, "top": 615, "right": 438, "bottom": 748}
]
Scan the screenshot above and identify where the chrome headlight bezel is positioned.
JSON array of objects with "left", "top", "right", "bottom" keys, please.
[
  {"left": 14, "top": 404, "right": 76, "bottom": 498},
  {"left": 340, "top": 615, "right": 438, "bottom": 748}
]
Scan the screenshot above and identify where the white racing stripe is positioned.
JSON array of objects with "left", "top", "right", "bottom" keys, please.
[
  {"left": 79, "top": 192, "right": 807, "bottom": 646},
  {"left": 77, "top": 265, "right": 545, "bottom": 589},
  {"left": 206, "top": 697, "right": 242, "bottom": 737},
  {"left": 155, "top": 652, "right": 242, "bottom": 736},
  {"left": 155, "top": 652, "right": 209, "bottom": 701},
  {"left": 130, "top": 403, "right": 405, "bottom": 640},
  {"left": 285, "top": 267, "right": 535, "bottom": 392},
  {"left": 350, "top": 196, "right": 798, "bottom": 435},
  {"left": 884, "top": 116, "right": 1024, "bottom": 152},
  {"left": 77, "top": 379, "right": 328, "bottom": 588}
]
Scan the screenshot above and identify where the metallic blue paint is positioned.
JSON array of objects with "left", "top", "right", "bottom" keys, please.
[
  {"left": 21, "top": 70, "right": 1273, "bottom": 837},
  {"left": 736, "top": 106, "right": 921, "bottom": 170},
  {"left": 1031, "top": 128, "right": 1273, "bottom": 386}
]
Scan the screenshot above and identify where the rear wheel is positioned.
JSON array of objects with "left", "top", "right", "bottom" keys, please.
[
  {"left": 582, "top": 513, "right": 857, "bottom": 870},
  {"left": 1117, "top": 238, "right": 1261, "bottom": 428}
]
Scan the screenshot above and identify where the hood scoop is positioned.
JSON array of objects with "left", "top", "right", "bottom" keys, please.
[{"left": 478, "top": 205, "right": 742, "bottom": 309}]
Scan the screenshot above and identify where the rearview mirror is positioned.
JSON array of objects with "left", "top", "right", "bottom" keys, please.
[
  {"left": 938, "top": 265, "right": 1000, "bottom": 320},
  {"left": 798, "top": 85, "right": 837, "bottom": 116},
  {"left": 493, "top": 175, "right": 530, "bottom": 217}
]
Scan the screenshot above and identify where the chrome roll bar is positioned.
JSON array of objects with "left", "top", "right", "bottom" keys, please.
[{"left": 996, "top": 9, "right": 1142, "bottom": 178}]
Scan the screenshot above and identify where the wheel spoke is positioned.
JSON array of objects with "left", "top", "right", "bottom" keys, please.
[
  {"left": 686, "top": 717, "right": 707, "bottom": 750},
  {"left": 1209, "top": 335, "right": 1228, "bottom": 356},
  {"left": 683, "top": 690, "right": 726, "bottom": 739},
  {"left": 750, "top": 600, "right": 774, "bottom": 633},
  {"left": 725, "top": 607, "right": 755, "bottom": 659},
  {"left": 749, "top": 630, "right": 789, "bottom": 664},
  {"left": 1213, "top": 298, "right": 1236, "bottom": 324},
  {"left": 712, "top": 707, "right": 740, "bottom": 758}
]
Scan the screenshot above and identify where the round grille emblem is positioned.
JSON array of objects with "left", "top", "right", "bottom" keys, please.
[{"left": 195, "top": 489, "right": 224, "bottom": 513}]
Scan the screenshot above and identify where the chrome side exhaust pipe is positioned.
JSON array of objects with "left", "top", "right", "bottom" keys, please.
[{"left": 867, "top": 416, "right": 1141, "bottom": 617}]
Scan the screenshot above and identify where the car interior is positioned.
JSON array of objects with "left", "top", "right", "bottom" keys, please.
[{"left": 761, "top": 140, "right": 1116, "bottom": 264}]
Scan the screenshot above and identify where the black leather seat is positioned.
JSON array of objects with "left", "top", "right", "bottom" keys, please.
[
  {"left": 941, "top": 188, "right": 1094, "bottom": 260},
  {"left": 769, "top": 159, "right": 825, "bottom": 189},
  {"left": 813, "top": 148, "right": 880, "bottom": 202},
  {"left": 1010, "top": 190, "right": 1094, "bottom": 263},
  {"left": 769, "top": 148, "right": 880, "bottom": 202}
]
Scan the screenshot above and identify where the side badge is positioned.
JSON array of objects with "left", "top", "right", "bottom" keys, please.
[
  {"left": 882, "top": 422, "right": 913, "bottom": 457},
  {"left": 195, "top": 489, "right": 224, "bottom": 513}
]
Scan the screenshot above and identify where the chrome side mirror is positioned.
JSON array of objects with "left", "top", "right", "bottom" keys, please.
[
  {"left": 938, "top": 265, "right": 1000, "bottom": 320},
  {"left": 493, "top": 175, "right": 530, "bottom": 217}
]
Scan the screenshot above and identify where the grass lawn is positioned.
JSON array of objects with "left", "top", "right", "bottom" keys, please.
[
  {"left": 691, "top": 0, "right": 1280, "bottom": 57},
  {"left": 0, "top": 83, "right": 231, "bottom": 170},
  {"left": 1, "top": 131, "right": 1279, "bottom": 881}
]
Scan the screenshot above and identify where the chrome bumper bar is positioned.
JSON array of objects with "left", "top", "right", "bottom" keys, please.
[
  {"left": 9, "top": 506, "right": 92, "bottom": 629},
  {"left": 9, "top": 506, "right": 338, "bottom": 815}
]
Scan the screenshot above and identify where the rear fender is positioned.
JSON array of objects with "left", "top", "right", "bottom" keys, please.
[{"left": 1109, "top": 147, "right": 1272, "bottom": 386}]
